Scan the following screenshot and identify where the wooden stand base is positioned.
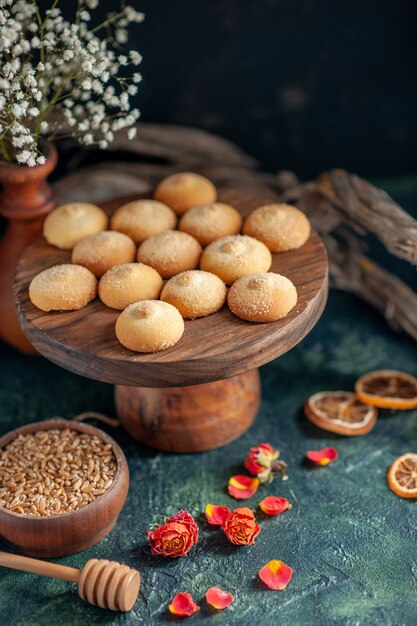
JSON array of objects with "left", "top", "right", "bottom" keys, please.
[{"left": 114, "top": 369, "right": 261, "bottom": 453}]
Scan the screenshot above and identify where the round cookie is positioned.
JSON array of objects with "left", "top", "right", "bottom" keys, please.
[
  {"left": 111, "top": 199, "right": 177, "bottom": 244},
  {"left": 154, "top": 172, "right": 217, "bottom": 216},
  {"left": 199, "top": 235, "right": 272, "bottom": 285},
  {"left": 137, "top": 231, "right": 202, "bottom": 279},
  {"left": 243, "top": 203, "right": 311, "bottom": 252},
  {"left": 228, "top": 272, "right": 297, "bottom": 323},
  {"left": 72, "top": 231, "right": 136, "bottom": 277},
  {"left": 99, "top": 263, "right": 163, "bottom": 310},
  {"left": 43, "top": 202, "right": 108, "bottom": 250},
  {"left": 115, "top": 300, "right": 184, "bottom": 353},
  {"left": 29, "top": 264, "right": 97, "bottom": 312},
  {"left": 161, "top": 270, "right": 227, "bottom": 319},
  {"left": 178, "top": 202, "right": 242, "bottom": 246}
]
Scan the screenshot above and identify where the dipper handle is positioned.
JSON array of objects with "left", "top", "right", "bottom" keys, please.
[
  {"left": 0, "top": 551, "right": 140, "bottom": 612},
  {"left": 0, "top": 550, "right": 80, "bottom": 583}
]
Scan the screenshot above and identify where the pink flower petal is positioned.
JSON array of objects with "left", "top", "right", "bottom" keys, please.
[
  {"left": 205, "top": 504, "right": 230, "bottom": 526},
  {"left": 259, "top": 560, "right": 293, "bottom": 590},
  {"left": 205, "top": 587, "right": 234, "bottom": 609},
  {"left": 259, "top": 496, "right": 292, "bottom": 516},
  {"left": 228, "top": 475, "right": 259, "bottom": 499},
  {"left": 168, "top": 592, "right": 200, "bottom": 617},
  {"left": 306, "top": 447, "right": 338, "bottom": 466}
]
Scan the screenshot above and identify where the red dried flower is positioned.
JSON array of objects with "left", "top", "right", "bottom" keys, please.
[
  {"left": 244, "top": 442, "right": 287, "bottom": 483},
  {"left": 147, "top": 510, "right": 199, "bottom": 558},
  {"left": 223, "top": 507, "right": 261, "bottom": 545},
  {"left": 168, "top": 592, "right": 200, "bottom": 616}
]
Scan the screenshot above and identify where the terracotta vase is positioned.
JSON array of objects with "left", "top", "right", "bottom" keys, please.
[{"left": 0, "top": 141, "right": 58, "bottom": 353}]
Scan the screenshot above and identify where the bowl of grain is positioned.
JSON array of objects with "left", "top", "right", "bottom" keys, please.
[{"left": 0, "top": 419, "right": 129, "bottom": 557}]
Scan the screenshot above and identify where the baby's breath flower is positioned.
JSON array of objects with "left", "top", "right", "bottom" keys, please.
[
  {"left": 115, "top": 29, "right": 128, "bottom": 44},
  {"left": 129, "top": 50, "right": 142, "bottom": 64},
  {"left": 0, "top": 0, "right": 144, "bottom": 166}
]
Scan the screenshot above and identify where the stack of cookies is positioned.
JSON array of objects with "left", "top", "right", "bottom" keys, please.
[{"left": 29, "top": 172, "right": 311, "bottom": 353}]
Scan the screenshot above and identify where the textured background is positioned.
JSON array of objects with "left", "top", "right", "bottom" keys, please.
[
  {"left": 1, "top": 179, "right": 417, "bottom": 625},
  {"left": 37, "top": 0, "right": 417, "bottom": 179}
]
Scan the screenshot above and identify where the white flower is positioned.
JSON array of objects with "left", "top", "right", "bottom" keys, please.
[
  {"left": 129, "top": 51, "right": 142, "bottom": 65},
  {"left": 115, "top": 29, "right": 128, "bottom": 44},
  {"left": 37, "top": 155, "right": 46, "bottom": 165},
  {"left": 87, "top": 40, "right": 99, "bottom": 53},
  {"left": 16, "top": 149, "right": 31, "bottom": 163},
  {"left": 0, "top": 1, "right": 144, "bottom": 165},
  {"left": 82, "top": 133, "right": 94, "bottom": 145},
  {"left": 127, "top": 127, "right": 137, "bottom": 140},
  {"left": 11, "top": 103, "right": 23, "bottom": 117}
]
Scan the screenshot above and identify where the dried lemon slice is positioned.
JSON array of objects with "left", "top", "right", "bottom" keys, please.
[
  {"left": 387, "top": 453, "right": 417, "bottom": 498},
  {"left": 304, "top": 391, "right": 377, "bottom": 436},
  {"left": 355, "top": 370, "right": 417, "bottom": 410}
]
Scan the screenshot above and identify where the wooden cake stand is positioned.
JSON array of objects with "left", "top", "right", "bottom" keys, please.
[{"left": 14, "top": 188, "right": 328, "bottom": 453}]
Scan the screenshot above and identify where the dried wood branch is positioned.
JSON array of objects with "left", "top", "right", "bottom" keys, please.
[
  {"left": 273, "top": 169, "right": 417, "bottom": 341},
  {"left": 324, "top": 232, "right": 417, "bottom": 341},
  {"left": 279, "top": 169, "right": 417, "bottom": 265},
  {"left": 52, "top": 123, "right": 417, "bottom": 341}
]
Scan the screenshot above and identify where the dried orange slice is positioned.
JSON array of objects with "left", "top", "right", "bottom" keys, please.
[
  {"left": 355, "top": 370, "right": 417, "bottom": 409},
  {"left": 387, "top": 453, "right": 417, "bottom": 498},
  {"left": 304, "top": 391, "right": 377, "bottom": 436}
]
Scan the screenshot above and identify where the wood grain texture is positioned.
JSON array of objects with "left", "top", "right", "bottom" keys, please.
[
  {"left": 14, "top": 188, "right": 328, "bottom": 387},
  {"left": 115, "top": 369, "right": 261, "bottom": 452},
  {"left": 0, "top": 419, "right": 129, "bottom": 558}
]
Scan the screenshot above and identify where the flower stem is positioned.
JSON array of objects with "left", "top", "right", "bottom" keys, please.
[{"left": 0, "top": 138, "right": 13, "bottom": 163}]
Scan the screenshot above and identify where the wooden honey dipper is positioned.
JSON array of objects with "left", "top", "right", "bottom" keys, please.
[{"left": 0, "top": 551, "right": 140, "bottom": 612}]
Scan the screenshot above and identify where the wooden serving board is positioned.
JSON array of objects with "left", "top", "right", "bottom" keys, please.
[{"left": 14, "top": 188, "right": 328, "bottom": 387}]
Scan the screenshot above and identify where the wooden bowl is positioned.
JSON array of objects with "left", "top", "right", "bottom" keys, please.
[{"left": 0, "top": 419, "right": 129, "bottom": 558}]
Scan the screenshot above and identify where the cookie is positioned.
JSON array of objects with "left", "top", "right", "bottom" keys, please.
[
  {"left": 71, "top": 231, "right": 136, "bottom": 277},
  {"left": 178, "top": 202, "right": 242, "bottom": 246},
  {"left": 199, "top": 235, "right": 272, "bottom": 284},
  {"left": 111, "top": 199, "right": 177, "bottom": 244},
  {"left": 154, "top": 172, "right": 217, "bottom": 216},
  {"left": 115, "top": 300, "right": 184, "bottom": 353},
  {"left": 98, "top": 263, "right": 163, "bottom": 310},
  {"left": 161, "top": 270, "right": 226, "bottom": 319},
  {"left": 227, "top": 272, "right": 297, "bottom": 322},
  {"left": 43, "top": 202, "right": 108, "bottom": 250},
  {"left": 243, "top": 203, "right": 310, "bottom": 251},
  {"left": 29, "top": 264, "right": 97, "bottom": 312},
  {"left": 137, "top": 231, "right": 202, "bottom": 279}
]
